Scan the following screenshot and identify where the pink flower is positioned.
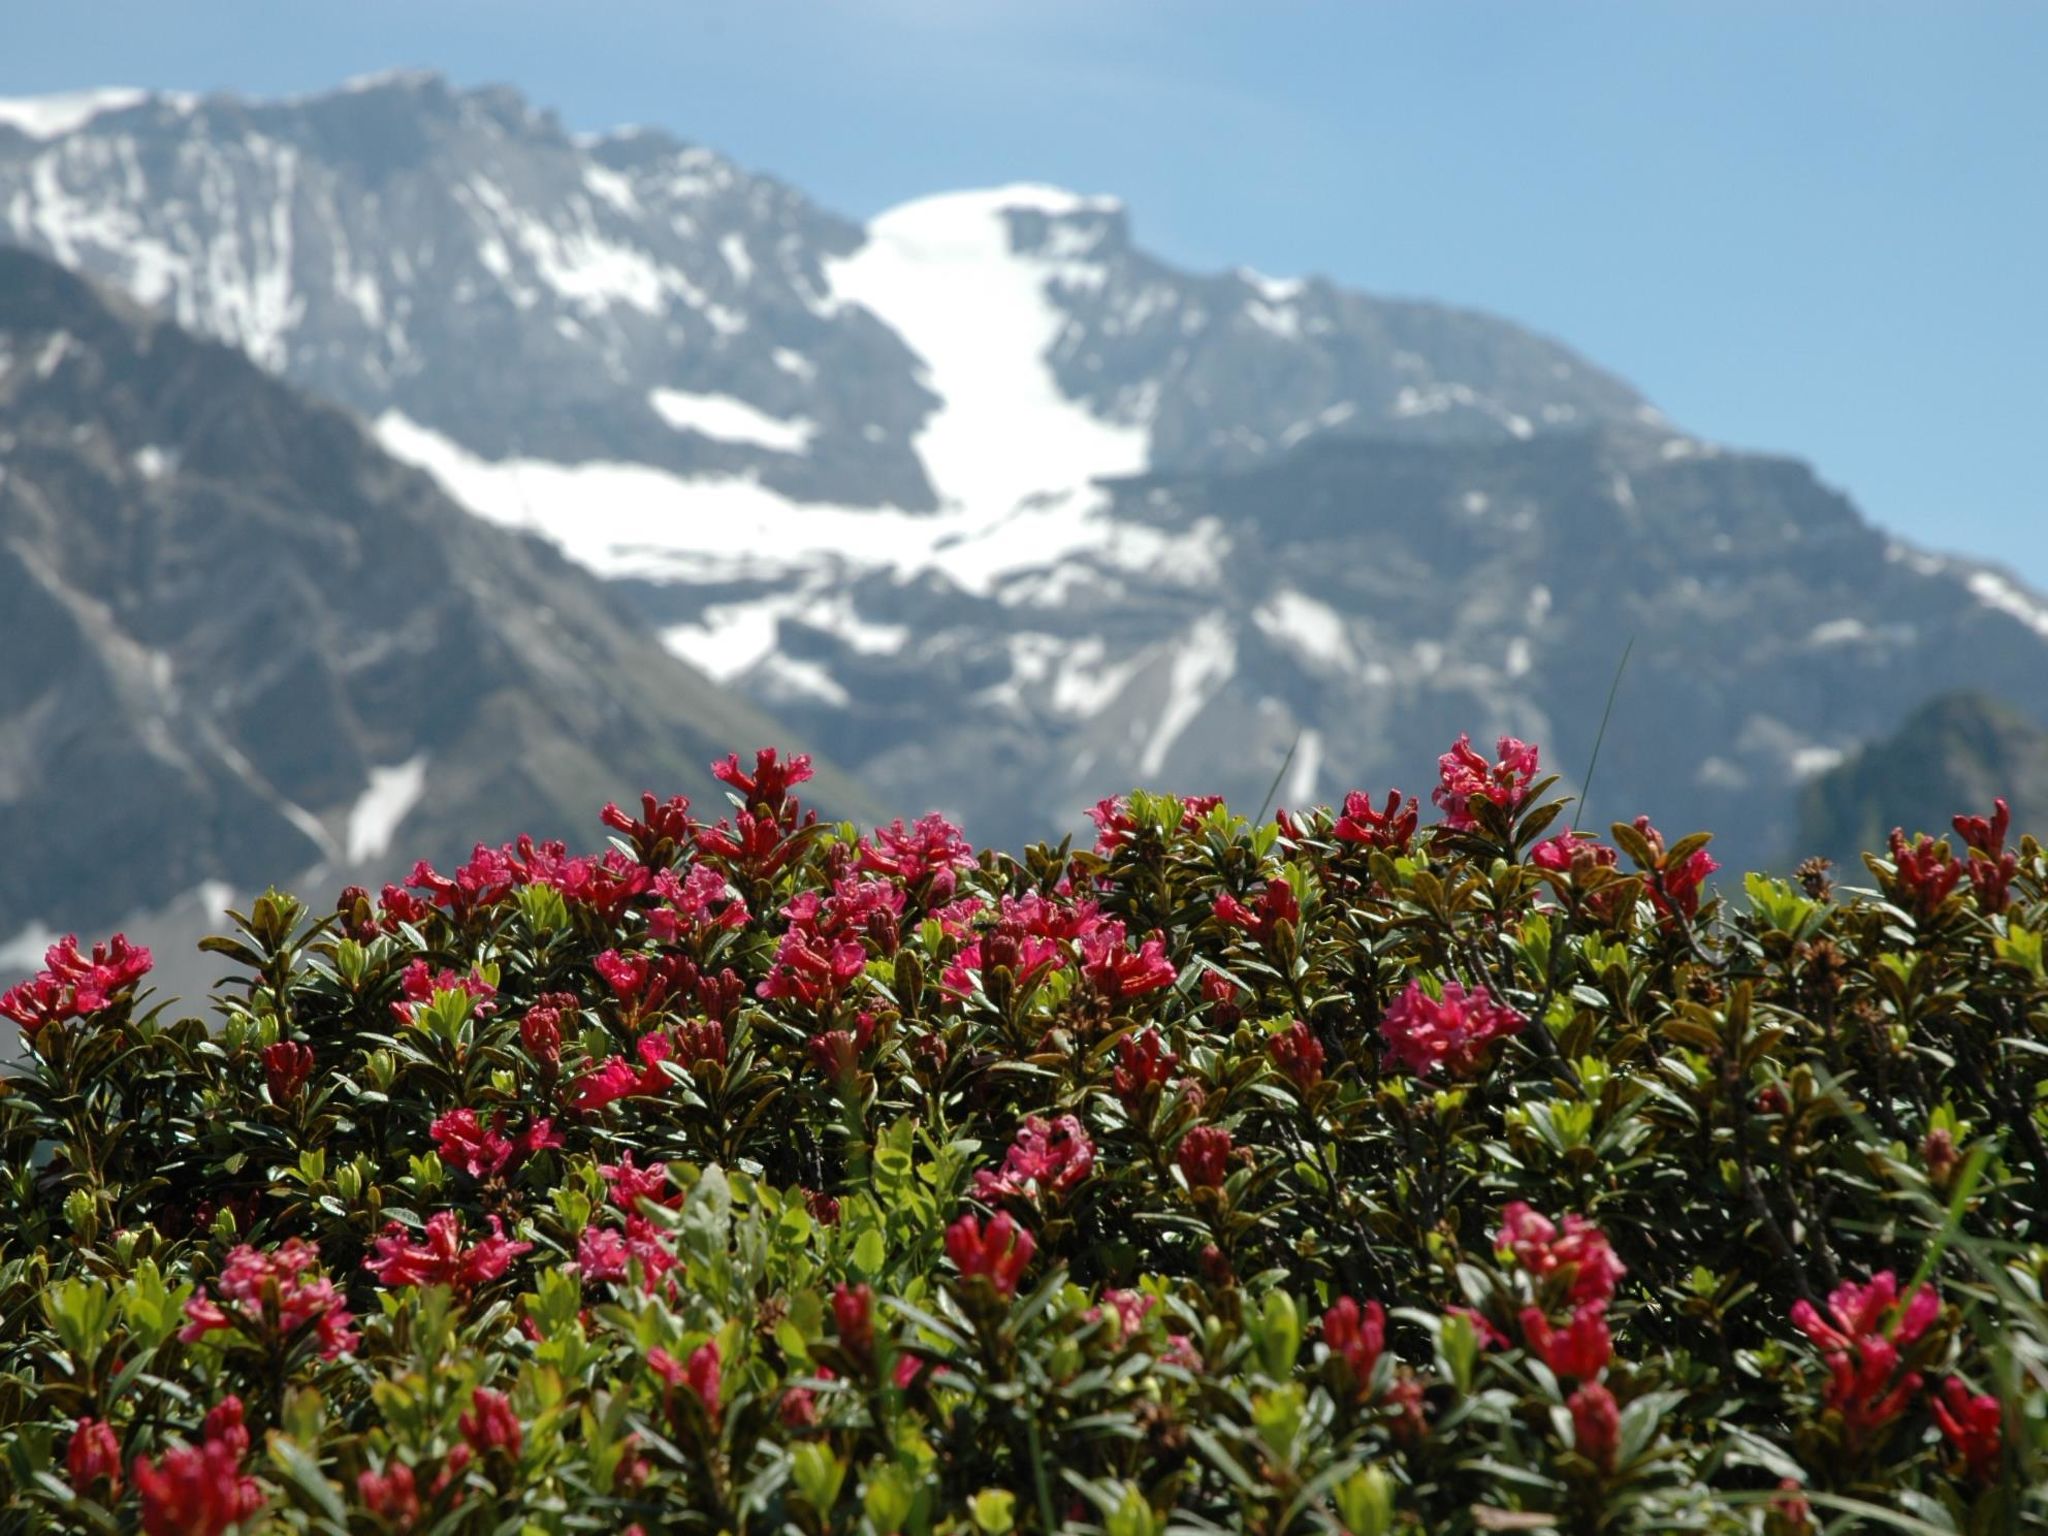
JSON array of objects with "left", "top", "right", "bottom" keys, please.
[
  {"left": 1789, "top": 1271, "right": 1940, "bottom": 1446},
  {"left": 1323, "top": 1297, "right": 1385, "bottom": 1396},
  {"left": 1628, "top": 817, "right": 1719, "bottom": 920},
  {"left": 408, "top": 844, "right": 519, "bottom": 920},
  {"left": 429, "top": 1109, "right": 558, "bottom": 1181},
  {"left": 973, "top": 1115, "right": 1096, "bottom": 1201},
  {"left": 519, "top": 993, "right": 575, "bottom": 1065},
  {"left": 757, "top": 928, "right": 869, "bottom": 1008},
  {"left": 364, "top": 1211, "right": 531, "bottom": 1294},
  {"left": 1079, "top": 921, "right": 1178, "bottom": 1002},
  {"left": 598, "top": 1150, "right": 676, "bottom": 1211},
  {"left": 646, "top": 863, "right": 749, "bottom": 939},
  {"left": 1268, "top": 1021, "right": 1325, "bottom": 1090},
  {"left": 576, "top": 1216, "right": 677, "bottom": 1292},
  {"left": 390, "top": 959, "right": 497, "bottom": 1026},
  {"left": 1177, "top": 1125, "right": 1234, "bottom": 1190},
  {"left": 131, "top": 1397, "right": 264, "bottom": 1536},
  {"left": 945, "top": 1212, "right": 1036, "bottom": 1298},
  {"left": 1090, "top": 1288, "right": 1156, "bottom": 1342},
  {"left": 1568, "top": 1382, "right": 1621, "bottom": 1472},
  {"left": 1213, "top": 878, "right": 1301, "bottom": 947},
  {"left": 1433, "top": 734, "right": 1541, "bottom": 830},
  {"left": 1496, "top": 1203, "right": 1627, "bottom": 1307},
  {"left": 1379, "top": 980, "right": 1525, "bottom": 1079},
  {"left": 261, "top": 1040, "right": 315, "bottom": 1104},
  {"left": 859, "top": 814, "right": 977, "bottom": 895},
  {"left": 712, "top": 747, "right": 813, "bottom": 813},
  {"left": 0, "top": 932, "right": 153, "bottom": 1034},
  {"left": 459, "top": 1388, "right": 521, "bottom": 1458},
  {"left": 66, "top": 1416, "right": 122, "bottom": 1497},
  {"left": 1519, "top": 1301, "right": 1612, "bottom": 1380},
  {"left": 179, "top": 1239, "right": 356, "bottom": 1359},
  {"left": 1529, "top": 831, "right": 1618, "bottom": 877},
  {"left": 1088, "top": 794, "right": 1224, "bottom": 853},
  {"left": 1931, "top": 1376, "right": 2002, "bottom": 1480},
  {"left": 1112, "top": 1027, "right": 1180, "bottom": 1111},
  {"left": 942, "top": 926, "right": 1065, "bottom": 998}
]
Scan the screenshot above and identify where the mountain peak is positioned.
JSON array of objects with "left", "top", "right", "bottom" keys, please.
[{"left": 0, "top": 87, "right": 160, "bottom": 139}]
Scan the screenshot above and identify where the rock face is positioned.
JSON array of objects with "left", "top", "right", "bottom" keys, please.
[
  {"left": 7, "top": 73, "right": 2048, "bottom": 885},
  {"left": 0, "top": 246, "right": 874, "bottom": 945},
  {"left": 1797, "top": 693, "right": 2048, "bottom": 876}
]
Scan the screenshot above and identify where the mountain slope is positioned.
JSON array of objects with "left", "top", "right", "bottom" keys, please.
[
  {"left": 8, "top": 74, "right": 2048, "bottom": 879},
  {"left": 1797, "top": 693, "right": 2048, "bottom": 873},
  {"left": 0, "top": 245, "right": 874, "bottom": 945}
]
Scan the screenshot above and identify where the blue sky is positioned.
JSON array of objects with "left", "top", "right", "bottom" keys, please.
[{"left": 7, "top": 1, "right": 2044, "bottom": 583}]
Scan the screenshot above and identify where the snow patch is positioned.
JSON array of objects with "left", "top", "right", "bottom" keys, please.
[
  {"left": 827, "top": 186, "right": 1148, "bottom": 523},
  {"left": 346, "top": 755, "right": 430, "bottom": 864},
  {"left": 1807, "top": 618, "right": 1872, "bottom": 646},
  {"left": 649, "top": 389, "right": 814, "bottom": 454},
  {"left": 0, "top": 89, "right": 148, "bottom": 139},
  {"left": 376, "top": 412, "right": 1183, "bottom": 599},
  {"left": 755, "top": 653, "right": 851, "bottom": 708},
  {"left": 1791, "top": 746, "right": 1846, "bottom": 780},
  {"left": 1252, "top": 589, "right": 1356, "bottom": 673},
  {"left": 1140, "top": 614, "right": 1236, "bottom": 776},
  {"left": 132, "top": 445, "right": 177, "bottom": 480},
  {"left": 1283, "top": 728, "right": 1323, "bottom": 807},
  {"left": 1966, "top": 570, "right": 2048, "bottom": 640}
]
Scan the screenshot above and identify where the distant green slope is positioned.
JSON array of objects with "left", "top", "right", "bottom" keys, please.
[{"left": 1796, "top": 691, "right": 2048, "bottom": 873}]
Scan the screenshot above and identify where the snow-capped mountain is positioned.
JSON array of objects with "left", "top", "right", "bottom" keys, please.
[
  {"left": 6, "top": 71, "right": 2048, "bottom": 880},
  {"left": 0, "top": 244, "right": 874, "bottom": 966}
]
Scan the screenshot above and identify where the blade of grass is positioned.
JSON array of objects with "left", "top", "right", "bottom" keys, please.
[{"left": 1571, "top": 635, "right": 1634, "bottom": 833}]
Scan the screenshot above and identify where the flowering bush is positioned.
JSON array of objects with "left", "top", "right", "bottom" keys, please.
[{"left": 2, "top": 744, "right": 2046, "bottom": 1533}]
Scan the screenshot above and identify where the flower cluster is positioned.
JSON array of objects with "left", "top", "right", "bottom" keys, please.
[{"left": 0, "top": 932, "right": 152, "bottom": 1033}]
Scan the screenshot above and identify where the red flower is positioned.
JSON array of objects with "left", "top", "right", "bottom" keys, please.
[
  {"left": 1629, "top": 817, "right": 1719, "bottom": 920},
  {"left": 429, "top": 1109, "right": 558, "bottom": 1181},
  {"left": 602, "top": 792, "right": 696, "bottom": 864},
  {"left": 519, "top": 993, "right": 575, "bottom": 1065},
  {"left": 459, "top": 1388, "right": 521, "bottom": 1459},
  {"left": 0, "top": 932, "right": 153, "bottom": 1034},
  {"left": 712, "top": 747, "right": 813, "bottom": 813},
  {"left": 1497, "top": 1204, "right": 1627, "bottom": 1306},
  {"left": 1333, "top": 788, "right": 1420, "bottom": 851},
  {"left": 942, "top": 926, "right": 1065, "bottom": 998},
  {"left": 758, "top": 928, "right": 869, "bottom": 1008},
  {"left": 1519, "top": 1301, "right": 1612, "bottom": 1380},
  {"left": 1953, "top": 798, "right": 2011, "bottom": 857},
  {"left": 1568, "top": 1382, "right": 1621, "bottom": 1472},
  {"left": 1177, "top": 1125, "right": 1234, "bottom": 1190},
  {"left": 1433, "top": 734, "right": 1540, "bottom": 831},
  {"left": 646, "top": 863, "right": 749, "bottom": 939},
  {"left": 945, "top": 1212, "right": 1036, "bottom": 1298},
  {"left": 973, "top": 1114, "right": 1096, "bottom": 1201},
  {"left": 364, "top": 1211, "right": 532, "bottom": 1294},
  {"left": 806, "top": 1014, "right": 878, "bottom": 1080},
  {"left": 1088, "top": 793, "right": 1223, "bottom": 853},
  {"left": 261, "top": 1040, "right": 315, "bottom": 1104},
  {"left": 1214, "top": 878, "right": 1301, "bottom": 947},
  {"left": 1931, "top": 1376, "right": 2002, "bottom": 1480},
  {"left": 685, "top": 1342, "right": 723, "bottom": 1429},
  {"left": 1268, "top": 1021, "right": 1325, "bottom": 1089},
  {"left": 356, "top": 1462, "right": 420, "bottom": 1525},
  {"left": 833, "top": 1283, "right": 876, "bottom": 1366},
  {"left": 131, "top": 1397, "right": 264, "bottom": 1536},
  {"left": 1323, "top": 1297, "right": 1385, "bottom": 1396},
  {"left": 1079, "top": 921, "right": 1178, "bottom": 1002},
  {"left": 572, "top": 1031, "right": 677, "bottom": 1113},
  {"left": 66, "top": 1416, "right": 122, "bottom": 1497},
  {"left": 1379, "top": 980, "right": 1526, "bottom": 1079},
  {"left": 1112, "top": 1027, "right": 1180, "bottom": 1111},
  {"left": 1886, "top": 829, "right": 1962, "bottom": 917},
  {"left": 179, "top": 1239, "right": 357, "bottom": 1360}
]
